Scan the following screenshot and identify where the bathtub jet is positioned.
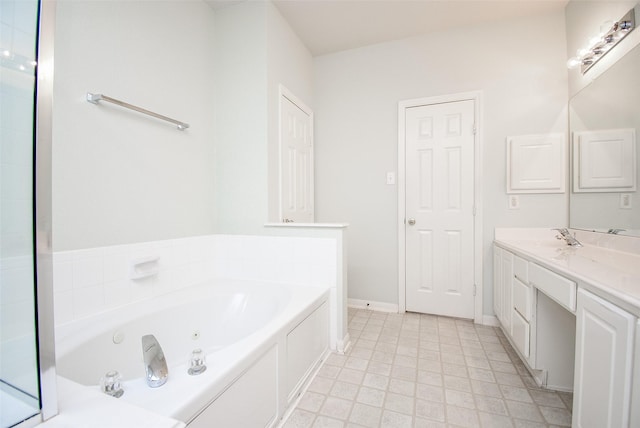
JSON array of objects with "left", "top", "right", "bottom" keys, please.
[{"left": 142, "top": 334, "right": 169, "bottom": 387}]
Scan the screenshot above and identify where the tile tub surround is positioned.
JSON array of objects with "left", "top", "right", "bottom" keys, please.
[
  {"left": 52, "top": 234, "right": 339, "bottom": 325},
  {"left": 283, "top": 309, "right": 572, "bottom": 427}
]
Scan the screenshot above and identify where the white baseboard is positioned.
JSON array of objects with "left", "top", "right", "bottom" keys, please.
[
  {"left": 336, "top": 332, "right": 351, "bottom": 354},
  {"left": 348, "top": 298, "right": 399, "bottom": 313},
  {"left": 482, "top": 315, "right": 500, "bottom": 327}
]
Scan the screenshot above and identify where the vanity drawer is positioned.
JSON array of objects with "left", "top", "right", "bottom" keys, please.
[
  {"left": 511, "top": 309, "right": 530, "bottom": 358},
  {"left": 512, "top": 277, "right": 531, "bottom": 321},
  {"left": 529, "top": 263, "right": 576, "bottom": 312},
  {"left": 513, "top": 255, "right": 528, "bottom": 283}
]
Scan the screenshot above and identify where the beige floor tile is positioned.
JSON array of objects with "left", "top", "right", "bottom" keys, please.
[
  {"left": 415, "top": 399, "right": 445, "bottom": 422},
  {"left": 348, "top": 403, "right": 382, "bottom": 427},
  {"left": 446, "top": 404, "right": 480, "bottom": 427},
  {"left": 284, "top": 311, "right": 571, "bottom": 428},
  {"left": 380, "top": 410, "right": 413, "bottom": 428},
  {"left": 319, "top": 397, "right": 353, "bottom": 420},
  {"left": 356, "top": 386, "right": 386, "bottom": 407}
]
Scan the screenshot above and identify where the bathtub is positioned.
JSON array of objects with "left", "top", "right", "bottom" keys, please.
[{"left": 55, "top": 279, "right": 330, "bottom": 426}]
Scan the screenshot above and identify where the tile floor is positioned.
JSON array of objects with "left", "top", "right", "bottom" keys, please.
[{"left": 283, "top": 308, "right": 573, "bottom": 428}]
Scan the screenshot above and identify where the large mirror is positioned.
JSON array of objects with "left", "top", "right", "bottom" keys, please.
[{"left": 569, "top": 42, "right": 640, "bottom": 237}]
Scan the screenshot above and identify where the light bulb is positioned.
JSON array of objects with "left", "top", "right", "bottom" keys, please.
[{"left": 566, "top": 57, "right": 582, "bottom": 69}]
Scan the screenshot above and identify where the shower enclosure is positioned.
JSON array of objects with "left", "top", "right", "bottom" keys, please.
[{"left": 1, "top": 0, "right": 56, "bottom": 426}]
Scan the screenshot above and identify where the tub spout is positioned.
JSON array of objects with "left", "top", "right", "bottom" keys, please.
[{"left": 142, "top": 334, "right": 168, "bottom": 388}]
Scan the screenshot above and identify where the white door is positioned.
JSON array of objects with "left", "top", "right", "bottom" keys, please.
[
  {"left": 280, "top": 94, "right": 314, "bottom": 223},
  {"left": 404, "top": 100, "right": 475, "bottom": 318}
]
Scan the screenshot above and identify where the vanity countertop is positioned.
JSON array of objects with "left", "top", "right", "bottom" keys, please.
[{"left": 495, "top": 228, "right": 640, "bottom": 317}]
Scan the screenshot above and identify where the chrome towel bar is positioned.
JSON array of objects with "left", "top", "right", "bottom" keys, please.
[{"left": 86, "top": 93, "right": 189, "bottom": 130}]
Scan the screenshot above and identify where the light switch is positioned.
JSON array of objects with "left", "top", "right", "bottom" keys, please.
[
  {"left": 386, "top": 172, "right": 396, "bottom": 185},
  {"left": 509, "top": 195, "right": 520, "bottom": 209}
]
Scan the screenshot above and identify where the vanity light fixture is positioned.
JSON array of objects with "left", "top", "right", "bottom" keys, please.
[{"left": 567, "top": 8, "right": 636, "bottom": 74}]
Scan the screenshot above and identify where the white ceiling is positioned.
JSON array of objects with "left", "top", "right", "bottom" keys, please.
[{"left": 270, "top": 0, "right": 569, "bottom": 56}]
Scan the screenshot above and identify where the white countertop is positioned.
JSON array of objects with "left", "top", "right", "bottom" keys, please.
[{"left": 494, "top": 228, "right": 640, "bottom": 317}]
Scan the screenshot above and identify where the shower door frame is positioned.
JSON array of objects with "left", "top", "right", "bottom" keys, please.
[{"left": 34, "top": 0, "right": 58, "bottom": 423}]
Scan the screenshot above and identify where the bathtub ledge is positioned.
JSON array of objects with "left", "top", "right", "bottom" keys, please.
[{"left": 37, "top": 377, "right": 185, "bottom": 428}]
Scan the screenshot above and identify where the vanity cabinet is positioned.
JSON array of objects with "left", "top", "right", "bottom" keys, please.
[
  {"left": 631, "top": 320, "right": 640, "bottom": 428},
  {"left": 493, "top": 244, "right": 576, "bottom": 391},
  {"left": 510, "top": 255, "right": 531, "bottom": 358},
  {"left": 573, "top": 288, "right": 635, "bottom": 428},
  {"left": 493, "top": 246, "right": 531, "bottom": 359},
  {"left": 493, "top": 246, "right": 513, "bottom": 333}
]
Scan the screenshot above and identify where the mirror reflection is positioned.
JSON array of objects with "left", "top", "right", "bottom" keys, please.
[{"left": 569, "top": 43, "right": 640, "bottom": 237}]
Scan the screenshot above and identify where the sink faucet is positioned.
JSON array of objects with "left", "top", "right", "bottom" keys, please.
[
  {"left": 607, "top": 228, "right": 625, "bottom": 234},
  {"left": 553, "top": 228, "right": 582, "bottom": 247},
  {"left": 142, "top": 334, "right": 168, "bottom": 387}
]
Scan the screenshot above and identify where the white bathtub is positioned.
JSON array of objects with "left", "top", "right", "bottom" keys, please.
[{"left": 55, "top": 279, "right": 330, "bottom": 426}]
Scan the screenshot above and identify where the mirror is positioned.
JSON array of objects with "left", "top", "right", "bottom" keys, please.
[{"left": 569, "top": 42, "right": 640, "bottom": 237}]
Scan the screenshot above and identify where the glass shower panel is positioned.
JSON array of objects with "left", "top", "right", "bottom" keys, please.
[{"left": 0, "top": 0, "right": 41, "bottom": 426}]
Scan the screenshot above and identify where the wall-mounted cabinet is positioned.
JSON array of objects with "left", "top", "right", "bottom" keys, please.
[
  {"left": 573, "top": 129, "right": 637, "bottom": 193},
  {"left": 506, "top": 133, "right": 566, "bottom": 194}
]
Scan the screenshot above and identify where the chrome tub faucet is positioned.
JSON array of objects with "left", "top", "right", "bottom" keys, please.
[
  {"left": 142, "top": 334, "right": 168, "bottom": 387},
  {"left": 553, "top": 228, "right": 583, "bottom": 247}
]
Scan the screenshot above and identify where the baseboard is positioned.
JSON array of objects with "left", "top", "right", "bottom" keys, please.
[
  {"left": 482, "top": 314, "right": 500, "bottom": 327},
  {"left": 348, "top": 298, "right": 399, "bottom": 313},
  {"left": 336, "top": 332, "right": 351, "bottom": 354}
]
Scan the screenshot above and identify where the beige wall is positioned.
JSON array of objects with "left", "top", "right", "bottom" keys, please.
[
  {"left": 53, "top": 0, "right": 217, "bottom": 251},
  {"left": 313, "top": 11, "right": 569, "bottom": 313}
]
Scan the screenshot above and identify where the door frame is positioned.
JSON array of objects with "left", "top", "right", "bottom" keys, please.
[
  {"left": 278, "top": 84, "right": 314, "bottom": 223},
  {"left": 397, "top": 91, "right": 483, "bottom": 324}
]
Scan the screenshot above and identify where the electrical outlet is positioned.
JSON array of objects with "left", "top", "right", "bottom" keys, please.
[
  {"left": 620, "top": 193, "right": 632, "bottom": 209},
  {"left": 508, "top": 195, "right": 520, "bottom": 209}
]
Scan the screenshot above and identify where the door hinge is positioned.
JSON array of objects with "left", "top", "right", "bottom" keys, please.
[
  {"left": 472, "top": 205, "right": 476, "bottom": 216},
  {"left": 473, "top": 284, "right": 477, "bottom": 296},
  {"left": 472, "top": 124, "right": 477, "bottom": 135}
]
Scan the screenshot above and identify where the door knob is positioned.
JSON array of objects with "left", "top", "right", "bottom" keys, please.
[{"left": 407, "top": 218, "right": 416, "bottom": 226}]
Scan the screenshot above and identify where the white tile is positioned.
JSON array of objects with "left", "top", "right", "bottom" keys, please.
[
  {"left": 71, "top": 252, "right": 103, "bottom": 290},
  {"left": 129, "top": 277, "right": 154, "bottom": 302},
  {"left": 53, "top": 290, "right": 73, "bottom": 325},
  {"left": 72, "top": 285, "right": 104, "bottom": 318},
  {"left": 103, "top": 248, "right": 128, "bottom": 283},
  {"left": 103, "top": 280, "right": 131, "bottom": 309},
  {"left": 170, "top": 239, "right": 191, "bottom": 267}
]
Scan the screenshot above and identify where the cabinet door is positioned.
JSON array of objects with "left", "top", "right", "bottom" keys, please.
[
  {"left": 493, "top": 246, "right": 502, "bottom": 324},
  {"left": 573, "top": 289, "right": 635, "bottom": 428},
  {"left": 631, "top": 320, "right": 640, "bottom": 428},
  {"left": 500, "top": 249, "right": 513, "bottom": 332}
]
